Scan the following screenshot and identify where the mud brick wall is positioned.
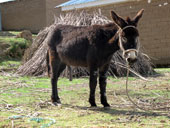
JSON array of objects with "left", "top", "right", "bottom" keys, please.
[
  {"left": 45, "top": 0, "right": 68, "bottom": 26},
  {"left": 1, "top": 0, "right": 46, "bottom": 33},
  {"left": 63, "top": 0, "right": 170, "bottom": 65},
  {"left": 1, "top": 0, "right": 67, "bottom": 33}
]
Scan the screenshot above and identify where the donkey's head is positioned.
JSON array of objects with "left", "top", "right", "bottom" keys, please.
[{"left": 111, "top": 9, "right": 144, "bottom": 64}]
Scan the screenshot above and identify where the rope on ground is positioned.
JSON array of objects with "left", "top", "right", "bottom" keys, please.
[
  {"left": 114, "top": 61, "right": 149, "bottom": 81},
  {"left": 8, "top": 115, "right": 56, "bottom": 128},
  {"left": 125, "top": 61, "right": 169, "bottom": 113},
  {"left": 125, "top": 62, "right": 150, "bottom": 111},
  {"left": 8, "top": 115, "right": 24, "bottom": 119}
]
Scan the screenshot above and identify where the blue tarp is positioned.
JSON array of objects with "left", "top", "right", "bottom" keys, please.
[
  {"left": 56, "top": 0, "right": 99, "bottom": 7},
  {"left": 0, "top": 0, "right": 15, "bottom": 4}
]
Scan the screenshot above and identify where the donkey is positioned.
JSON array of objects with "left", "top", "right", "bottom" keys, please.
[{"left": 47, "top": 9, "right": 144, "bottom": 107}]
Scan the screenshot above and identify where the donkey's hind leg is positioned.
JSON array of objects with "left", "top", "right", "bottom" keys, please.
[
  {"left": 99, "top": 65, "right": 110, "bottom": 107},
  {"left": 49, "top": 50, "right": 66, "bottom": 105},
  {"left": 54, "top": 63, "right": 66, "bottom": 105},
  {"left": 89, "top": 67, "right": 98, "bottom": 107}
]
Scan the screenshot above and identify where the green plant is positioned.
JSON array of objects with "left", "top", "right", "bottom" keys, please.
[{"left": 5, "top": 38, "right": 30, "bottom": 58}]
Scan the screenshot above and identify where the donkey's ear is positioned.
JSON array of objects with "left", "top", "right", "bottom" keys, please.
[
  {"left": 111, "top": 11, "right": 127, "bottom": 28},
  {"left": 132, "top": 9, "right": 144, "bottom": 26}
]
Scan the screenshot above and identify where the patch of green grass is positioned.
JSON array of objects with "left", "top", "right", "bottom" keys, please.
[
  {"left": 0, "top": 34, "right": 31, "bottom": 58},
  {"left": 0, "top": 93, "right": 13, "bottom": 97},
  {"left": 8, "top": 31, "right": 21, "bottom": 36},
  {"left": 155, "top": 68, "right": 170, "bottom": 73},
  {"left": 108, "top": 77, "right": 121, "bottom": 82},
  {"left": 2, "top": 96, "right": 37, "bottom": 105},
  {"left": 129, "top": 89, "right": 170, "bottom": 99},
  {"left": 0, "top": 59, "right": 21, "bottom": 65},
  {"left": 0, "top": 113, "right": 12, "bottom": 127},
  {"left": 0, "top": 59, "right": 21, "bottom": 70},
  {"left": 109, "top": 76, "right": 136, "bottom": 81},
  {"left": 0, "top": 37, "right": 26, "bottom": 46},
  {"left": 13, "top": 87, "right": 31, "bottom": 93},
  {"left": 58, "top": 77, "right": 88, "bottom": 86}
]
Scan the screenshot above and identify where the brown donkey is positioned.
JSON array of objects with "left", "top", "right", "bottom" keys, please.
[{"left": 47, "top": 9, "right": 144, "bottom": 107}]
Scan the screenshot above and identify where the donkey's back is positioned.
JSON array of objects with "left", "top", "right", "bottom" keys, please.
[{"left": 47, "top": 24, "right": 115, "bottom": 67}]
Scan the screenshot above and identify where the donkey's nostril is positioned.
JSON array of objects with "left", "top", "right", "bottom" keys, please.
[
  {"left": 127, "top": 58, "right": 131, "bottom": 62},
  {"left": 127, "top": 58, "right": 137, "bottom": 64},
  {"left": 128, "top": 51, "right": 137, "bottom": 60}
]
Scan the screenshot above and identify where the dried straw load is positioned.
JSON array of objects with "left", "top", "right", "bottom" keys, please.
[{"left": 16, "top": 11, "right": 155, "bottom": 77}]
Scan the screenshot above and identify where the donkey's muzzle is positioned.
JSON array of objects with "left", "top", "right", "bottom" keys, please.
[{"left": 123, "top": 49, "right": 138, "bottom": 64}]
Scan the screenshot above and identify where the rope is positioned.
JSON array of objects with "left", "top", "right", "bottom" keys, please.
[
  {"left": 8, "top": 115, "right": 25, "bottom": 119},
  {"left": 8, "top": 115, "right": 56, "bottom": 128},
  {"left": 125, "top": 61, "right": 150, "bottom": 111},
  {"left": 118, "top": 25, "right": 140, "bottom": 59},
  {"left": 125, "top": 61, "right": 170, "bottom": 113},
  {"left": 113, "top": 61, "right": 149, "bottom": 81}
]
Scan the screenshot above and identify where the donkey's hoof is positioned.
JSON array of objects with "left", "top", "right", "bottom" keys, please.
[
  {"left": 104, "top": 106, "right": 111, "bottom": 110},
  {"left": 90, "top": 104, "right": 97, "bottom": 108},
  {"left": 104, "top": 103, "right": 110, "bottom": 108},
  {"left": 51, "top": 96, "right": 61, "bottom": 103},
  {"left": 89, "top": 105, "right": 98, "bottom": 110},
  {"left": 90, "top": 105, "right": 97, "bottom": 108},
  {"left": 57, "top": 103, "right": 62, "bottom": 108},
  {"left": 53, "top": 102, "right": 62, "bottom": 107},
  {"left": 51, "top": 98, "right": 61, "bottom": 106}
]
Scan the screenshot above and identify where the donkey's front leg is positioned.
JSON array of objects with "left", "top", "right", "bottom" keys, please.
[
  {"left": 99, "top": 65, "right": 110, "bottom": 107},
  {"left": 89, "top": 68, "right": 98, "bottom": 107}
]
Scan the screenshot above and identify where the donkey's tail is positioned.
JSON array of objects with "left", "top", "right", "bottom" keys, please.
[{"left": 46, "top": 50, "right": 50, "bottom": 77}]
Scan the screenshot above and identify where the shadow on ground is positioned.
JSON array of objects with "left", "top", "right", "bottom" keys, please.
[{"left": 62, "top": 103, "right": 170, "bottom": 119}]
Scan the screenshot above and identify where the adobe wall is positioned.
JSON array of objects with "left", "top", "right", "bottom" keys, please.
[
  {"left": 45, "top": 0, "right": 68, "bottom": 26},
  {"left": 64, "top": 0, "right": 170, "bottom": 65},
  {"left": 1, "top": 0, "right": 46, "bottom": 33}
]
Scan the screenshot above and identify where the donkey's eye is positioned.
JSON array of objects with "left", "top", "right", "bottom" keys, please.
[{"left": 122, "top": 37, "right": 127, "bottom": 43}]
